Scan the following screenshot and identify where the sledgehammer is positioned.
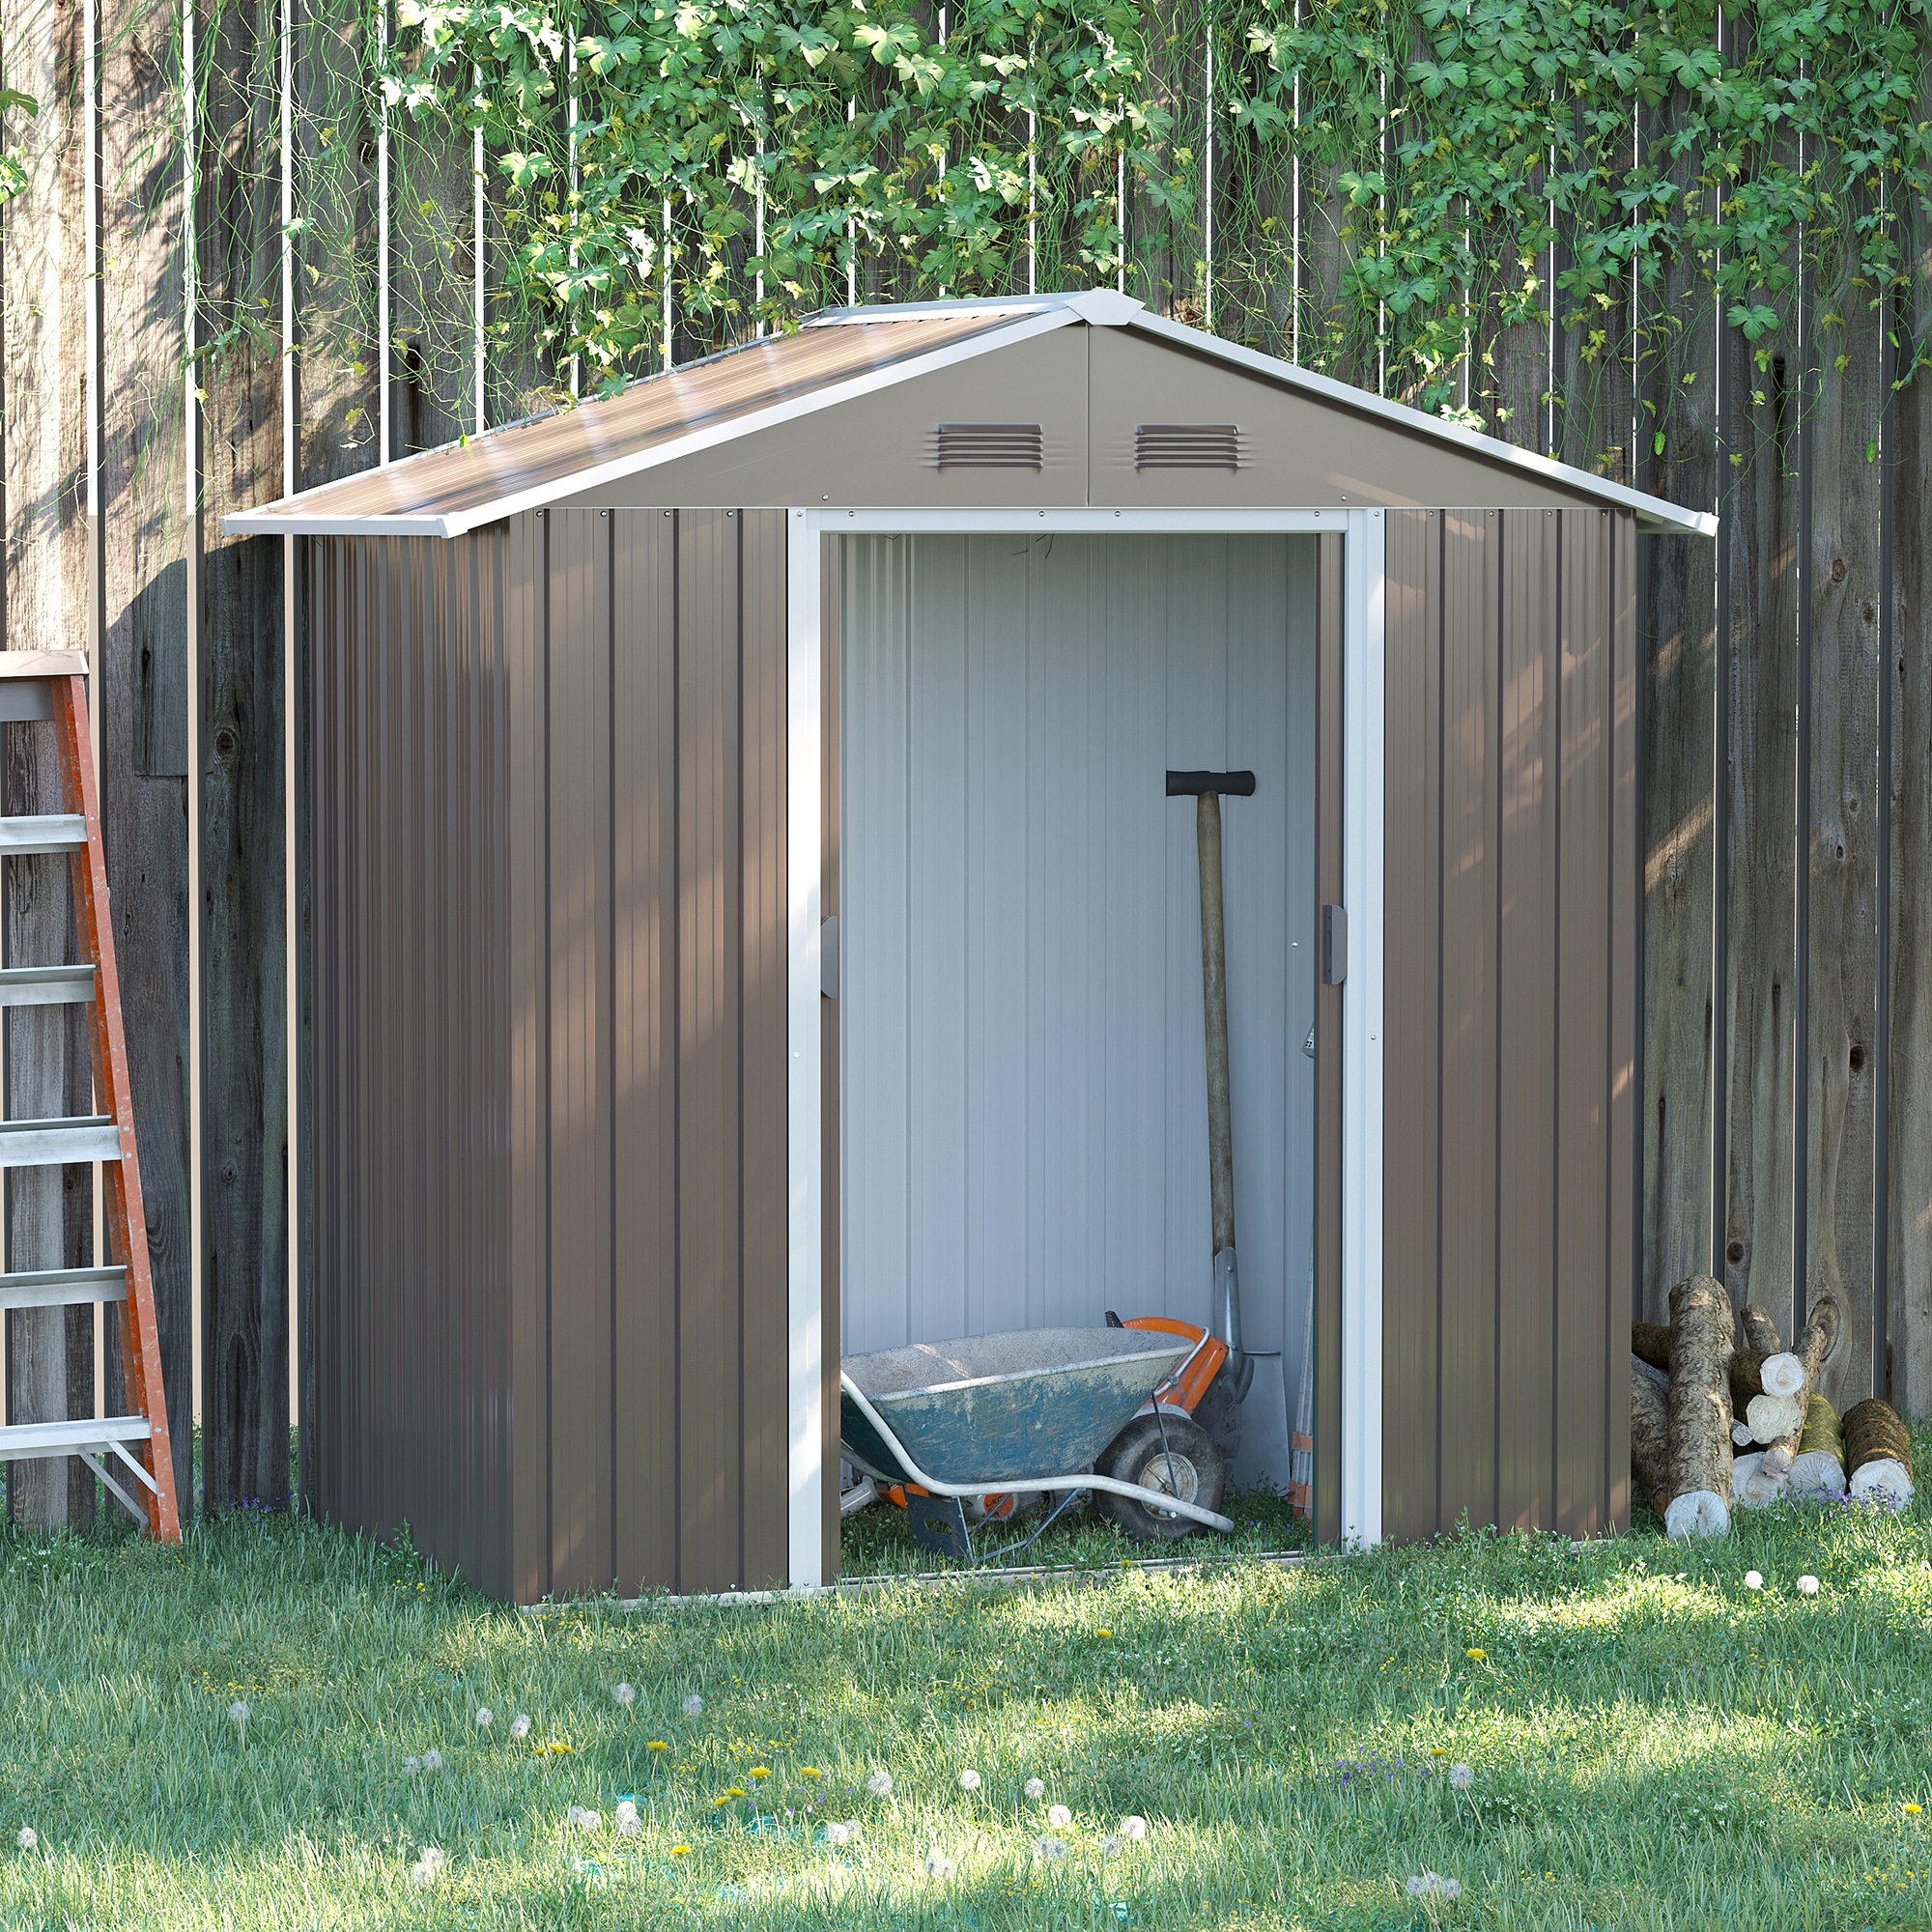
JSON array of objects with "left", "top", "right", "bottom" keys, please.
[{"left": 1166, "top": 768, "right": 1256, "bottom": 1403}]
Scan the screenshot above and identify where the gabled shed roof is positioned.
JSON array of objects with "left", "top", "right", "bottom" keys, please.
[{"left": 227, "top": 288, "right": 1715, "bottom": 539}]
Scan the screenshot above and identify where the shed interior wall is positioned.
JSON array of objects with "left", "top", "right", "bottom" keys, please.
[{"left": 837, "top": 532, "right": 1320, "bottom": 1491}]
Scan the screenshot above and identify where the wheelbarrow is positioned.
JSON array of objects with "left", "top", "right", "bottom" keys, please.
[{"left": 839, "top": 1326, "right": 1237, "bottom": 1565}]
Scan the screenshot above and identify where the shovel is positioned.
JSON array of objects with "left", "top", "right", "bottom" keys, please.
[{"left": 1167, "top": 768, "right": 1257, "bottom": 1406}]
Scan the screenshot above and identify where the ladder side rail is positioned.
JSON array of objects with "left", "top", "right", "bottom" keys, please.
[{"left": 55, "top": 673, "right": 182, "bottom": 1543}]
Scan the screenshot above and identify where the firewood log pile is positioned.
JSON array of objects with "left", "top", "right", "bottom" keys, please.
[{"left": 1632, "top": 1276, "right": 1915, "bottom": 1539}]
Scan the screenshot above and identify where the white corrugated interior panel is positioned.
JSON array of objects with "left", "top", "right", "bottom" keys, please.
[{"left": 839, "top": 532, "right": 1318, "bottom": 1487}]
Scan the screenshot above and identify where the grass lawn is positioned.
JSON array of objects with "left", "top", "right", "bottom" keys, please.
[{"left": 6, "top": 1456, "right": 1932, "bottom": 1929}]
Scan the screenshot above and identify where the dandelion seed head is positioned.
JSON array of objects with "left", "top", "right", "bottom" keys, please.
[
  {"left": 1118, "top": 1815, "right": 1149, "bottom": 1841},
  {"left": 615, "top": 1800, "right": 639, "bottom": 1826},
  {"left": 682, "top": 1694, "right": 704, "bottom": 1718},
  {"left": 867, "top": 1771, "right": 893, "bottom": 1798},
  {"left": 957, "top": 1769, "right": 981, "bottom": 1792},
  {"left": 567, "top": 1804, "right": 602, "bottom": 1832},
  {"left": 1035, "top": 1834, "right": 1067, "bottom": 1862},
  {"left": 1744, "top": 1571, "right": 1763, "bottom": 1591},
  {"left": 1100, "top": 1835, "right": 1122, "bottom": 1859},
  {"left": 922, "top": 1849, "right": 957, "bottom": 1879},
  {"left": 1449, "top": 1763, "right": 1473, "bottom": 1791},
  {"left": 1046, "top": 1804, "right": 1072, "bottom": 1828},
  {"left": 419, "top": 1847, "right": 446, "bottom": 1874},
  {"left": 474, "top": 1707, "right": 494, "bottom": 1729},
  {"left": 613, "top": 1683, "right": 636, "bottom": 1708},
  {"left": 422, "top": 1748, "right": 442, "bottom": 1773},
  {"left": 825, "top": 1822, "right": 851, "bottom": 1847},
  {"left": 409, "top": 1861, "right": 434, "bottom": 1888},
  {"left": 1797, "top": 1574, "right": 1820, "bottom": 1597},
  {"left": 403, "top": 1756, "right": 421, "bottom": 1776},
  {"left": 1023, "top": 1776, "right": 1046, "bottom": 1801},
  {"left": 229, "top": 1699, "right": 250, "bottom": 1727},
  {"left": 14, "top": 1829, "right": 35, "bottom": 1852},
  {"left": 508, "top": 1714, "right": 532, "bottom": 1741}
]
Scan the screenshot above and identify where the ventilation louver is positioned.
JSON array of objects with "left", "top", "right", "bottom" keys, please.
[
  {"left": 934, "top": 422, "right": 1044, "bottom": 470},
  {"left": 1135, "top": 423, "right": 1241, "bottom": 470}
]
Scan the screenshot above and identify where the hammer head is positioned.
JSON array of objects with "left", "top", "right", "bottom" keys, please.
[{"left": 1165, "top": 769, "right": 1257, "bottom": 798}]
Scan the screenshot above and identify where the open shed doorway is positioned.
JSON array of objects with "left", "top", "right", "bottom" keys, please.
[{"left": 835, "top": 530, "right": 1321, "bottom": 1498}]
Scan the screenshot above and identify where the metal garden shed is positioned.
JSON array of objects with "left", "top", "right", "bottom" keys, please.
[{"left": 229, "top": 288, "right": 1713, "bottom": 1603}]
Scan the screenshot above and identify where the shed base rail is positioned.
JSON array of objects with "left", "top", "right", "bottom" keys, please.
[{"left": 839, "top": 1372, "right": 1236, "bottom": 1536}]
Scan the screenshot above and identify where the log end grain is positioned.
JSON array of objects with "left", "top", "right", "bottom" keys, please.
[
  {"left": 1787, "top": 1448, "right": 1848, "bottom": 1502},
  {"left": 1758, "top": 1351, "right": 1806, "bottom": 1399},
  {"left": 1664, "top": 1490, "right": 1732, "bottom": 1540},
  {"left": 1849, "top": 1458, "right": 1915, "bottom": 1509}
]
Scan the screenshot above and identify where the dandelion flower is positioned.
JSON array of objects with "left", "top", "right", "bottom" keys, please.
[
  {"left": 1100, "top": 1835, "right": 1122, "bottom": 1859},
  {"left": 646, "top": 1740, "right": 668, "bottom": 1751},
  {"left": 1095, "top": 1628, "right": 1111, "bottom": 1639},
  {"left": 613, "top": 1683, "right": 636, "bottom": 1709},
  {"left": 1464, "top": 1648, "right": 1486, "bottom": 1662},
  {"left": 1047, "top": 1804, "right": 1072, "bottom": 1828},
  {"left": 1035, "top": 1835, "right": 1067, "bottom": 1862},
  {"left": 682, "top": 1694, "right": 704, "bottom": 1719},
  {"left": 1744, "top": 1571, "right": 1763, "bottom": 1591},
  {"left": 1797, "top": 1574, "right": 1820, "bottom": 1597},
  {"left": 1024, "top": 1777, "right": 1046, "bottom": 1802},
  {"left": 403, "top": 1756, "right": 421, "bottom": 1776},
  {"left": 1118, "top": 1816, "right": 1149, "bottom": 1841},
  {"left": 422, "top": 1748, "right": 442, "bottom": 1773},
  {"left": 1449, "top": 1763, "right": 1473, "bottom": 1791},
  {"left": 749, "top": 1767, "right": 770, "bottom": 1780},
  {"left": 14, "top": 1829, "right": 35, "bottom": 1852},
  {"left": 800, "top": 1766, "right": 821, "bottom": 1778},
  {"left": 867, "top": 1771, "right": 893, "bottom": 1798},
  {"left": 957, "top": 1769, "right": 981, "bottom": 1793},
  {"left": 1429, "top": 1747, "right": 1446, "bottom": 1757},
  {"left": 509, "top": 1714, "right": 532, "bottom": 1742},
  {"left": 670, "top": 1844, "right": 690, "bottom": 1858},
  {"left": 1909, "top": 1804, "right": 1925, "bottom": 1816},
  {"left": 922, "top": 1849, "right": 957, "bottom": 1879},
  {"left": 475, "top": 1707, "right": 494, "bottom": 1729}
]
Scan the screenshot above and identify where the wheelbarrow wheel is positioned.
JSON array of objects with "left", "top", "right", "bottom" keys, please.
[{"left": 1094, "top": 1413, "right": 1227, "bottom": 1543}]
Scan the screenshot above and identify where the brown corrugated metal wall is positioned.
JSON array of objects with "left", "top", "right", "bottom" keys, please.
[
  {"left": 503, "top": 506, "right": 790, "bottom": 1601},
  {"left": 309, "top": 509, "right": 790, "bottom": 1604},
  {"left": 1380, "top": 507, "right": 1637, "bottom": 1542},
  {"left": 309, "top": 530, "right": 517, "bottom": 1595}
]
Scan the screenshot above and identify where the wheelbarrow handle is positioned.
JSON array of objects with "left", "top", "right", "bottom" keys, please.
[{"left": 838, "top": 1373, "right": 1236, "bottom": 1535}]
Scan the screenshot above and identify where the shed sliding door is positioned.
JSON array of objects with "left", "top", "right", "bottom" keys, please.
[{"left": 838, "top": 532, "right": 1319, "bottom": 1489}]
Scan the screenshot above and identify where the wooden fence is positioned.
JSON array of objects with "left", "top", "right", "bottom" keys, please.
[{"left": 1, "top": 0, "right": 1929, "bottom": 1518}]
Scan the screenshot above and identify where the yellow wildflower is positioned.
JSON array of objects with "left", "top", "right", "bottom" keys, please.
[
  {"left": 749, "top": 1767, "right": 770, "bottom": 1779},
  {"left": 1908, "top": 1804, "right": 1924, "bottom": 1816},
  {"left": 800, "top": 1767, "right": 822, "bottom": 1778},
  {"left": 1465, "top": 1649, "right": 1486, "bottom": 1662},
  {"left": 671, "top": 1845, "right": 690, "bottom": 1857},
  {"left": 646, "top": 1741, "right": 668, "bottom": 1752}
]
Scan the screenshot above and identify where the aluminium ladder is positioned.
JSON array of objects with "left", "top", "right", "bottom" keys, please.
[{"left": 0, "top": 653, "right": 180, "bottom": 1543}]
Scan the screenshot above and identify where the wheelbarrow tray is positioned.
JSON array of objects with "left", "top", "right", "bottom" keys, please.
[{"left": 840, "top": 1327, "right": 1191, "bottom": 1490}]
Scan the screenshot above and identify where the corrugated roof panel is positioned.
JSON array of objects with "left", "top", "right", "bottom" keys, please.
[{"left": 235, "top": 312, "right": 1026, "bottom": 533}]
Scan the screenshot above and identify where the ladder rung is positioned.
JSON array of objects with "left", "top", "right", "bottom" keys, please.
[
  {"left": 0, "top": 1264, "right": 127, "bottom": 1312},
  {"left": 0, "top": 965, "right": 95, "bottom": 1008},
  {"left": 0, "top": 1117, "right": 122, "bottom": 1166},
  {"left": 0, "top": 1415, "right": 151, "bottom": 1461},
  {"left": 0, "top": 815, "right": 86, "bottom": 856}
]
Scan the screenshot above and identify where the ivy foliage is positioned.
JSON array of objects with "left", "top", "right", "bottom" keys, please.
[{"left": 367, "top": 0, "right": 1932, "bottom": 449}]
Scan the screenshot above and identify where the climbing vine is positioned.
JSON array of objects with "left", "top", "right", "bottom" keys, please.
[{"left": 282, "top": 0, "right": 1932, "bottom": 460}]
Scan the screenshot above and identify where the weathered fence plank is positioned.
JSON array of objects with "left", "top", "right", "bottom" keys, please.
[
  {"left": 1637, "top": 91, "right": 1718, "bottom": 1321},
  {"left": 100, "top": 0, "right": 196, "bottom": 1512},
  {"left": 196, "top": 0, "right": 288, "bottom": 1509},
  {"left": 1806, "top": 257, "right": 1884, "bottom": 1409}
]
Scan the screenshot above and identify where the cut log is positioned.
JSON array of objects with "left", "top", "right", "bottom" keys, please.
[
  {"left": 1786, "top": 1395, "right": 1847, "bottom": 1501},
  {"left": 1758, "top": 1352, "right": 1807, "bottom": 1398},
  {"left": 1843, "top": 1398, "right": 1914, "bottom": 1480},
  {"left": 1744, "top": 1390, "right": 1805, "bottom": 1444},
  {"left": 1634, "top": 1317, "right": 1776, "bottom": 1412},
  {"left": 1664, "top": 1275, "right": 1735, "bottom": 1538},
  {"left": 1849, "top": 1459, "right": 1915, "bottom": 1509},
  {"left": 1731, "top": 1450, "right": 1787, "bottom": 1510},
  {"left": 1631, "top": 1358, "right": 1671, "bottom": 1511},
  {"left": 1739, "top": 1305, "right": 1783, "bottom": 1354},
  {"left": 1761, "top": 1294, "right": 1843, "bottom": 1475}
]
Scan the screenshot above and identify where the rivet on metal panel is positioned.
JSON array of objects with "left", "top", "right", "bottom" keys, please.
[
  {"left": 600, "top": 510, "right": 608, "bottom": 517},
  {"left": 664, "top": 509, "right": 671, "bottom": 517}
]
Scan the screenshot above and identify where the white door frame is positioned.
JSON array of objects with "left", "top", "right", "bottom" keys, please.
[{"left": 784, "top": 506, "right": 1384, "bottom": 1587}]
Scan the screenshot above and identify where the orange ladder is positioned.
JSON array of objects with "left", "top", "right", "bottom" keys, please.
[{"left": 0, "top": 653, "right": 180, "bottom": 1542}]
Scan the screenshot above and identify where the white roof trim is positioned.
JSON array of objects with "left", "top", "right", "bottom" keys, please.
[
  {"left": 223, "top": 305, "right": 1081, "bottom": 538},
  {"left": 226, "top": 289, "right": 1713, "bottom": 539},
  {"left": 1118, "top": 307, "right": 1716, "bottom": 537}
]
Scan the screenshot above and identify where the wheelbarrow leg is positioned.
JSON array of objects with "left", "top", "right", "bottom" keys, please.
[{"left": 905, "top": 1493, "right": 975, "bottom": 1563}]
